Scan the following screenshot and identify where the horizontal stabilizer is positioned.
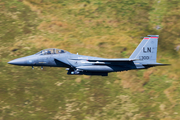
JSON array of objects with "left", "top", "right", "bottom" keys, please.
[{"left": 142, "top": 63, "right": 170, "bottom": 66}]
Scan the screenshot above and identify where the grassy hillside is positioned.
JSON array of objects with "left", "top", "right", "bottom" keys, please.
[{"left": 1, "top": 0, "right": 180, "bottom": 119}]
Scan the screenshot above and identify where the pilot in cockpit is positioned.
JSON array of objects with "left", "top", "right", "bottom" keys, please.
[
  {"left": 44, "top": 51, "right": 47, "bottom": 54},
  {"left": 58, "top": 50, "right": 65, "bottom": 53},
  {"left": 47, "top": 51, "right": 51, "bottom": 54},
  {"left": 41, "top": 51, "right": 45, "bottom": 55}
]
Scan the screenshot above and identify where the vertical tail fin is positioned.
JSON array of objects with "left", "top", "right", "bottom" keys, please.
[{"left": 129, "top": 35, "right": 159, "bottom": 63}]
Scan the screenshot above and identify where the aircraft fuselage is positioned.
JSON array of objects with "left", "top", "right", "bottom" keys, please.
[{"left": 8, "top": 35, "right": 169, "bottom": 76}]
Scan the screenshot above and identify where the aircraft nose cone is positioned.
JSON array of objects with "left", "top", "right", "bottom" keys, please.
[{"left": 8, "top": 58, "right": 26, "bottom": 65}]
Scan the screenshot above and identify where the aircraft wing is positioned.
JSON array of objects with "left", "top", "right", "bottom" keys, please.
[{"left": 87, "top": 58, "right": 137, "bottom": 62}]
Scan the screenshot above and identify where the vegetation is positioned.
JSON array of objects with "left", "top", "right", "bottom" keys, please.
[{"left": 0, "top": 0, "right": 180, "bottom": 119}]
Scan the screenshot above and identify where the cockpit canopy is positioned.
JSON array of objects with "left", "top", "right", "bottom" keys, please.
[{"left": 35, "top": 48, "right": 67, "bottom": 55}]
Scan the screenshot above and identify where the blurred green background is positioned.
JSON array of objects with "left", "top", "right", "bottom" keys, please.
[{"left": 1, "top": 0, "right": 180, "bottom": 119}]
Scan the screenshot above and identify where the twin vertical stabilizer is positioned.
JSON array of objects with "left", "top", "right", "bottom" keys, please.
[{"left": 129, "top": 35, "right": 159, "bottom": 63}]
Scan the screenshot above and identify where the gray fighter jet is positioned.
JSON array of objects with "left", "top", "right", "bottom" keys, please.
[{"left": 8, "top": 35, "right": 168, "bottom": 76}]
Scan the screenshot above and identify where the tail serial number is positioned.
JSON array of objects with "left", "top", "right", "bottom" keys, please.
[{"left": 139, "top": 56, "right": 149, "bottom": 60}]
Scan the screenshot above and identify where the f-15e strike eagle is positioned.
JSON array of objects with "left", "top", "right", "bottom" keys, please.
[{"left": 8, "top": 35, "right": 168, "bottom": 76}]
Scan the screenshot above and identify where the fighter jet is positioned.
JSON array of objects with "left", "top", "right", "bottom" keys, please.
[{"left": 8, "top": 35, "right": 168, "bottom": 76}]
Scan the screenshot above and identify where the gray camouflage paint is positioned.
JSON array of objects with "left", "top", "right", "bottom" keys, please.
[{"left": 8, "top": 35, "right": 168, "bottom": 76}]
